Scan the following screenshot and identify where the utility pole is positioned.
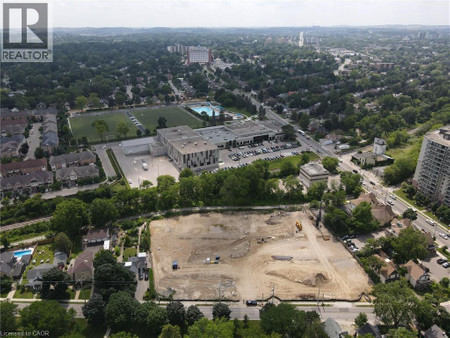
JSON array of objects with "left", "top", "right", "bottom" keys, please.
[{"left": 271, "top": 286, "right": 275, "bottom": 304}]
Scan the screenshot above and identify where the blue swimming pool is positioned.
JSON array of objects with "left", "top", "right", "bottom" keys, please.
[
  {"left": 14, "top": 249, "right": 33, "bottom": 258},
  {"left": 191, "top": 106, "right": 215, "bottom": 116}
]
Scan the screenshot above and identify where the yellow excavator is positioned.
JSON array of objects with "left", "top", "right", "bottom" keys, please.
[{"left": 296, "top": 221, "right": 302, "bottom": 231}]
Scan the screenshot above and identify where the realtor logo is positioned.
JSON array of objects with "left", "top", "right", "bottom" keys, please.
[{"left": 1, "top": 3, "right": 53, "bottom": 62}]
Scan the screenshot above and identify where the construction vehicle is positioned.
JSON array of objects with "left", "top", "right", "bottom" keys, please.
[
  {"left": 296, "top": 221, "right": 302, "bottom": 231},
  {"left": 323, "top": 235, "right": 330, "bottom": 241}
]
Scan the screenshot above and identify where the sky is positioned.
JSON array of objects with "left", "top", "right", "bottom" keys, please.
[{"left": 44, "top": 0, "right": 450, "bottom": 27}]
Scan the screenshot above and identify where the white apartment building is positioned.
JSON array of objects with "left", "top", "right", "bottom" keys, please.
[
  {"left": 187, "top": 47, "right": 212, "bottom": 65},
  {"left": 373, "top": 138, "right": 386, "bottom": 155},
  {"left": 413, "top": 126, "right": 450, "bottom": 207}
]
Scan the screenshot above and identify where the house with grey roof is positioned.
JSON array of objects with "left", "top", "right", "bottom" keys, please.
[
  {"left": 1, "top": 135, "right": 26, "bottom": 158},
  {"left": 123, "top": 252, "right": 147, "bottom": 276},
  {"left": 0, "top": 171, "right": 54, "bottom": 195},
  {"left": 49, "top": 151, "right": 96, "bottom": 171},
  {"left": 424, "top": 324, "right": 448, "bottom": 338},
  {"left": 53, "top": 251, "right": 68, "bottom": 268},
  {"left": 41, "top": 113, "right": 59, "bottom": 152},
  {"left": 356, "top": 323, "right": 381, "bottom": 338},
  {"left": 68, "top": 251, "right": 94, "bottom": 283},
  {"left": 0, "top": 251, "right": 32, "bottom": 279},
  {"left": 55, "top": 165, "right": 99, "bottom": 186},
  {"left": 26, "top": 263, "right": 55, "bottom": 290},
  {"left": 323, "top": 318, "right": 347, "bottom": 338}
]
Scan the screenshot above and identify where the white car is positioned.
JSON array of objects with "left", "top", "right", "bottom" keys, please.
[
  {"left": 439, "top": 233, "right": 448, "bottom": 240},
  {"left": 426, "top": 219, "right": 435, "bottom": 226},
  {"left": 128, "top": 179, "right": 132, "bottom": 184},
  {"left": 389, "top": 194, "right": 396, "bottom": 200},
  {"left": 387, "top": 200, "right": 394, "bottom": 206}
]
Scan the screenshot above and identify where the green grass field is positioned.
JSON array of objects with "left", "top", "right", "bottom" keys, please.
[
  {"left": 70, "top": 112, "right": 137, "bottom": 143},
  {"left": 268, "top": 152, "right": 319, "bottom": 171},
  {"left": 133, "top": 106, "right": 202, "bottom": 131}
]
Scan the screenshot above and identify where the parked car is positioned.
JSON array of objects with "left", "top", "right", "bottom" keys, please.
[
  {"left": 246, "top": 300, "right": 257, "bottom": 306},
  {"left": 139, "top": 272, "right": 143, "bottom": 280},
  {"left": 439, "top": 233, "right": 448, "bottom": 240},
  {"left": 145, "top": 273, "right": 149, "bottom": 281},
  {"left": 437, "top": 258, "right": 447, "bottom": 265},
  {"left": 353, "top": 170, "right": 358, "bottom": 174},
  {"left": 370, "top": 181, "right": 376, "bottom": 185},
  {"left": 426, "top": 219, "right": 435, "bottom": 226},
  {"left": 387, "top": 200, "right": 394, "bottom": 206},
  {"left": 443, "top": 262, "right": 450, "bottom": 268},
  {"left": 389, "top": 194, "right": 396, "bottom": 200},
  {"left": 341, "top": 235, "right": 349, "bottom": 241}
]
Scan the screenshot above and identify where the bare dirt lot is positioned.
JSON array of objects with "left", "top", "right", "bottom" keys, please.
[{"left": 150, "top": 211, "right": 370, "bottom": 301}]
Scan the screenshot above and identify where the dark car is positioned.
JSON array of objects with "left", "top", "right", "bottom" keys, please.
[
  {"left": 352, "top": 169, "right": 358, "bottom": 174},
  {"left": 349, "top": 234, "right": 356, "bottom": 239},
  {"left": 370, "top": 181, "right": 376, "bottom": 185},
  {"left": 437, "top": 258, "right": 447, "bottom": 265},
  {"left": 139, "top": 272, "right": 144, "bottom": 280},
  {"left": 341, "top": 235, "right": 349, "bottom": 241},
  {"left": 246, "top": 300, "right": 257, "bottom": 306},
  {"left": 145, "top": 273, "right": 149, "bottom": 281}
]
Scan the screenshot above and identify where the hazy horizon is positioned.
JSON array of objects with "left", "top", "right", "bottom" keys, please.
[{"left": 38, "top": 0, "right": 450, "bottom": 28}]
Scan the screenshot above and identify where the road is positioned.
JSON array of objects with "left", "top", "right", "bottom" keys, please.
[
  {"left": 0, "top": 217, "right": 51, "bottom": 233},
  {"left": 24, "top": 122, "right": 41, "bottom": 160},
  {"left": 8, "top": 299, "right": 375, "bottom": 322}
]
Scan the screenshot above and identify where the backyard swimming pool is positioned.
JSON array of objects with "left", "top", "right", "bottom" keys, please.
[{"left": 14, "top": 249, "right": 33, "bottom": 258}]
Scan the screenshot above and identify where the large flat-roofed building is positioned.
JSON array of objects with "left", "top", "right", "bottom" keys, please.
[
  {"left": 157, "top": 126, "right": 218, "bottom": 171},
  {"left": 187, "top": 46, "right": 212, "bottom": 65},
  {"left": 413, "top": 126, "right": 450, "bottom": 206},
  {"left": 299, "top": 162, "right": 329, "bottom": 189}
]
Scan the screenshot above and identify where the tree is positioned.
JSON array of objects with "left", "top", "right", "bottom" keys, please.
[
  {"left": 372, "top": 279, "right": 417, "bottom": 327},
  {"left": 157, "top": 117, "right": 167, "bottom": 129},
  {"left": 34, "top": 147, "right": 44, "bottom": 159},
  {"left": 88, "top": 93, "right": 101, "bottom": 108},
  {"left": 0, "top": 301, "right": 17, "bottom": 332},
  {"left": 94, "top": 249, "right": 117, "bottom": 269},
  {"left": 105, "top": 291, "right": 140, "bottom": 332},
  {"left": 53, "top": 232, "right": 72, "bottom": 254},
  {"left": 75, "top": 96, "right": 88, "bottom": 111},
  {"left": 402, "top": 208, "right": 418, "bottom": 221},
  {"left": 279, "top": 160, "right": 297, "bottom": 177},
  {"left": 179, "top": 168, "right": 194, "bottom": 178},
  {"left": 82, "top": 294, "right": 106, "bottom": 325},
  {"left": 340, "top": 172, "right": 363, "bottom": 197},
  {"left": 351, "top": 202, "right": 379, "bottom": 233},
  {"left": 387, "top": 327, "right": 417, "bottom": 338},
  {"left": 392, "top": 227, "right": 428, "bottom": 264},
  {"left": 116, "top": 121, "right": 130, "bottom": 139},
  {"left": 324, "top": 207, "right": 350, "bottom": 235},
  {"left": 186, "top": 305, "right": 204, "bottom": 326},
  {"left": 212, "top": 303, "right": 231, "bottom": 320},
  {"left": 282, "top": 125, "right": 296, "bottom": 141},
  {"left": 0, "top": 276, "right": 13, "bottom": 294},
  {"left": 90, "top": 198, "right": 119, "bottom": 228},
  {"left": 187, "top": 318, "right": 234, "bottom": 338},
  {"left": 354, "top": 312, "right": 368, "bottom": 328},
  {"left": 92, "top": 120, "right": 109, "bottom": 142},
  {"left": 21, "top": 301, "right": 75, "bottom": 337},
  {"left": 307, "top": 181, "right": 327, "bottom": 201},
  {"left": 94, "top": 262, "right": 136, "bottom": 300},
  {"left": 258, "top": 105, "right": 266, "bottom": 120},
  {"left": 166, "top": 301, "right": 186, "bottom": 331},
  {"left": 52, "top": 199, "right": 89, "bottom": 239},
  {"left": 145, "top": 305, "right": 168, "bottom": 337},
  {"left": 110, "top": 332, "right": 138, "bottom": 338},
  {"left": 159, "top": 324, "right": 182, "bottom": 338},
  {"left": 299, "top": 114, "right": 310, "bottom": 131},
  {"left": 41, "top": 267, "right": 70, "bottom": 299},
  {"left": 322, "top": 156, "right": 339, "bottom": 173},
  {"left": 115, "top": 92, "right": 126, "bottom": 106},
  {"left": 436, "top": 205, "right": 450, "bottom": 224}
]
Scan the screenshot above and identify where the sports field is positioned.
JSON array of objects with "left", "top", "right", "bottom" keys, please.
[
  {"left": 132, "top": 106, "right": 202, "bottom": 131},
  {"left": 70, "top": 112, "right": 136, "bottom": 143}
]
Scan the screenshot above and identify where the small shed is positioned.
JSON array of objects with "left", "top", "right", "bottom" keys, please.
[{"left": 172, "top": 260, "right": 178, "bottom": 270}]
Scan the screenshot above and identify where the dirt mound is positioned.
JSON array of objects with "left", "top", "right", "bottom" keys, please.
[
  {"left": 301, "top": 272, "right": 329, "bottom": 287},
  {"left": 265, "top": 211, "right": 288, "bottom": 225},
  {"left": 266, "top": 269, "right": 329, "bottom": 287}
]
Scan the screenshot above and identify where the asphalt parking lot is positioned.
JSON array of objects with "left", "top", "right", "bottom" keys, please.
[
  {"left": 111, "top": 144, "right": 180, "bottom": 187},
  {"left": 218, "top": 140, "right": 305, "bottom": 169}
]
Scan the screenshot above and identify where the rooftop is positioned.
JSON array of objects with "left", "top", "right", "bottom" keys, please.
[
  {"left": 170, "top": 136, "right": 217, "bottom": 154},
  {"left": 121, "top": 137, "right": 153, "bottom": 148},
  {"left": 196, "top": 126, "right": 238, "bottom": 144},
  {"left": 426, "top": 126, "right": 450, "bottom": 146},
  {"left": 300, "top": 162, "right": 329, "bottom": 176},
  {"left": 158, "top": 125, "right": 199, "bottom": 142},
  {"left": 224, "top": 120, "right": 273, "bottom": 137}
]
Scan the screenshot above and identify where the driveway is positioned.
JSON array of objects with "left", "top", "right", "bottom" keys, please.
[{"left": 24, "top": 122, "right": 41, "bottom": 160}]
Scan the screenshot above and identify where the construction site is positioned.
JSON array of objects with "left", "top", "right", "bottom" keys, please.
[{"left": 150, "top": 211, "right": 370, "bottom": 301}]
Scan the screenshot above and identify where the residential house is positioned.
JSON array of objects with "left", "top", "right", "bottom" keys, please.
[
  {"left": 32, "top": 103, "right": 58, "bottom": 120},
  {"left": 68, "top": 251, "right": 94, "bottom": 283},
  {"left": 0, "top": 171, "right": 54, "bottom": 195},
  {"left": 371, "top": 205, "right": 396, "bottom": 226},
  {"left": 83, "top": 229, "right": 109, "bottom": 248},
  {"left": 0, "top": 251, "right": 32, "bottom": 279},
  {"left": 356, "top": 323, "right": 381, "bottom": 338},
  {"left": 124, "top": 252, "right": 147, "bottom": 275},
  {"left": 1, "top": 135, "right": 26, "bottom": 158},
  {"left": 53, "top": 250, "right": 68, "bottom": 268},
  {"left": 323, "top": 318, "right": 347, "bottom": 338},
  {"left": 0, "top": 158, "right": 47, "bottom": 177},
  {"left": 374, "top": 255, "right": 399, "bottom": 283},
  {"left": 351, "top": 152, "right": 394, "bottom": 167},
  {"left": 0, "top": 109, "right": 32, "bottom": 121},
  {"left": 388, "top": 218, "right": 412, "bottom": 236},
  {"left": 41, "top": 114, "right": 59, "bottom": 152},
  {"left": 1, "top": 118, "right": 27, "bottom": 135},
  {"left": 423, "top": 324, "right": 448, "bottom": 338},
  {"left": 26, "top": 263, "right": 54, "bottom": 290},
  {"left": 49, "top": 151, "right": 96, "bottom": 171},
  {"left": 55, "top": 165, "right": 99, "bottom": 185},
  {"left": 403, "top": 260, "right": 431, "bottom": 290}
]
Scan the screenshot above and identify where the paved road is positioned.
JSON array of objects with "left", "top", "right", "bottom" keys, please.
[
  {"left": 0, "top": 217, "right": 51, "bottom": 233},
  {"left": 7, "top": 299, "right": 375, "bottom": 322},
  {"left": 24, "top": 122, "right": 41, "bottom": 160}
]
